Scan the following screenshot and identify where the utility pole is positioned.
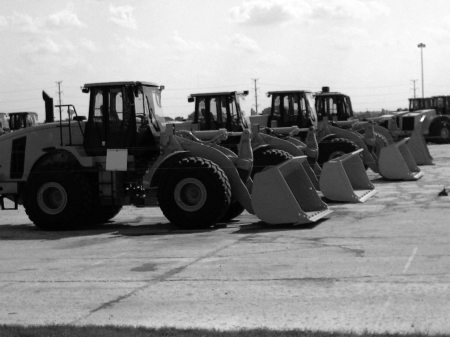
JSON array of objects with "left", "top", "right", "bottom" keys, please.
[
  {"left": 410, "top": 79, "right": 418, "bottom": 98},
  {"left": 56, "top": 81, "right": 63, "bottom": 119},
  {"left": 417, "top": 43, "right": 426, "bottom": 98},
  {"left": 252, "top": 78, "right": 258, "bottom": 115}
]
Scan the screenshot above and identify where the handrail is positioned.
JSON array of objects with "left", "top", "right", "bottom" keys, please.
[{"left": 54, "top": 104, "right": 85, "bottom": 146}]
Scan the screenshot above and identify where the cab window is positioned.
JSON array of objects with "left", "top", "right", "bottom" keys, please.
[{"left": 273, "top": 96, "right": 281, "bottom": 120}]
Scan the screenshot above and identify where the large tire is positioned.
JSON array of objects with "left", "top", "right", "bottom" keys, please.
[
  {"left": 221, "top": 200, "right": 245, "bottom": 222},
  {"left": 90, "top": 205, "right": 123, "bottom": 224},
  {"left": 23, "top": 168, "right": 96, "bottom": 230},
  {"left": 252, "top": 148, "right": 293, "bottom": 178},
  {"left": 370, "top": 132, "right": 389, "bottom": 157},
  {"left": 157, "top": 156, "right": 231, "bottom": 229},
  {"left": 318, "top": 137, "right": 359, "bottom": 166},
  {"left": 432, "top": 123, "right": 450, "bottom": 143}
]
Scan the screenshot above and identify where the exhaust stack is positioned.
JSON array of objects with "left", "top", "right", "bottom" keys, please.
[{"left": 42, "top": 91, "right": 54, "bottom": 123}]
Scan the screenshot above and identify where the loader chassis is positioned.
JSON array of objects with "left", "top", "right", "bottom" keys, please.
[
  {"left": 0, "top": 82, "right": 234, "bottom": 229},
  {"left": 185, "top": 91, "right": 293, "bottom": 178},
  {"left": 261, "top": 90, "right": 361, "bottom": 166}
]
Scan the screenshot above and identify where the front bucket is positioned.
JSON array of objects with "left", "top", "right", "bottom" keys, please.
[
  {"left": 407, "top": 128, "right": 433, "bottom": 165},
  {"left": 251, "top": 156, "right": 332, "bottom": 225},
  {"left": 378, "top": 138, "right": 424, "bottom": 180},
  {"left": 319, "top": 149, "right": 376, "bottom": 203}
]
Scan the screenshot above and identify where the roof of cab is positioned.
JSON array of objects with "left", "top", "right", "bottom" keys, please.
[
  {"left": 188, "top": 91, "right": 248, "bottom": 97},
  {"left": 267, "top": 90, "right": 312, "bottom": 95},
  {"left": 316, "top": 92, "right": 350, "bottom": 98},
  {"left": 83, "top": 81, "right": 160, "bottom": 88}
]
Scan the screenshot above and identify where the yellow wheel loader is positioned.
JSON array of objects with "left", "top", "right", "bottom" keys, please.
[
  {"left": 0, "top": 81, "right": 332, "bottom": 230},
  {"left": 0, "top": 113, "right": 8, "bottom": 135},
  {"left": 250, "top": 89, "right": 423, "bottom": 181},
  {"left": 174, "top": 90, "right": 375, "bottom": 203},
  {"left": 315, "top": 87, "right": 433, "bottom": 166}
]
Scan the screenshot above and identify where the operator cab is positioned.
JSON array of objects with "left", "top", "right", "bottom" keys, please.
[
  {"left": 8, "top": 112, "right": 38, "bottom": 131},
  {"left": 0, "top": 113, "right": 8, "bottom": 134},
  {"left": 82, "top": 81, "right": 164, "bottom": 158},
  {"left": 409, "top": 97, "right": 433, "bottom": 112},
  {"left": 188, "top": 91, "right": 249, "bottom": 132},
  {"left": 430, "top": 96, "right": 450, "bottom": 115},
  {"left": 315, "top": 87, "right": 354, "bottom": 122},
  {"left": 266, "top": 90, "right": 317, "bottom": 129}
]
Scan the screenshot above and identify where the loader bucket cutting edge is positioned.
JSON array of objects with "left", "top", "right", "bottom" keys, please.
[
  {"left": 407, "top": 130, "right": 433, "bottom": 165},
  {"left": 319, "top": 149, "right": 376, "bottom": 203},
  {"left": 251, "top": 156, "right": 332, "bottom": 225},
  {"left": 378, "top": 138, "right": 424, "bottom": 181}
]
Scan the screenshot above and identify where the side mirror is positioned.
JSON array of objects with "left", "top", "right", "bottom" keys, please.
[
  {"left": 73, "top": 116, "right": 86, "bottom": 122},
  {"left": 187, "top": 97, "right": 194, "bottom": 103}
]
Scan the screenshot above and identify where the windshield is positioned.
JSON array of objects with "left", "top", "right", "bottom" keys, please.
[
  {"left": 141, "top": 86, "right": 165, "bottom": 131},
  {"left": 236, "top": 94, "right": 249, "bottom": 128},
  {"left": 305, "top": 92, "right": 317, "bottom": 126}
]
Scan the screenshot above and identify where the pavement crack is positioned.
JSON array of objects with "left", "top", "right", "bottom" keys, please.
[{"left": 72, "top": 235, "right": 253, "bottom": 324}]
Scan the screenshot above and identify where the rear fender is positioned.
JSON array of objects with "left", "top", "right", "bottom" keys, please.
[
  {"left": 144, "top": 151, "right": 190, "bottom": 189},
  {"left": 320, "top": 126, "right": 378, "bottom": 172},
  {"left": 318, "top": 133, "right": 337, "bottom": 143},
  {"left": 256, "top": 133, "right": 305, "bottom": 156},
  {"left": 175, "top": 136, "right": 254, "bottom": 213},
  {"left": 28, "top": 148, "right": 95, "bottom": 178}
]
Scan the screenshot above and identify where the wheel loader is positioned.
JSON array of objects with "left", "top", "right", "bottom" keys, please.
[
  {"left": 8, "top": 112, "right": 38, "bottom": 131},
  {"left": 315, "top": 86, "right": 433, "bottom": 166},
  {"left": 173, "top": 90, "right": 376, "bottom": 203},
  {"left": 372, "top": 96, "right": 449, "bottom": 143},
  {"left": 0, "top": 81, "right": 332, "bottom": 230},
  {"left": 176, "top": 90, "right": 301, "bottom": 176},
  {"left": 0, "top": 112, "right": 38, "bottom": 134},
  {"left": 250, "top": 89, "right": 423, "bottom": 181},
  {"left": 0, "top": 113, "right": 8, "bottom": 134}
]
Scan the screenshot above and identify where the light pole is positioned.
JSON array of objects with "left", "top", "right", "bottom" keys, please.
[{"left": 417, "top": 42, "right": 426, "bottom": 98}]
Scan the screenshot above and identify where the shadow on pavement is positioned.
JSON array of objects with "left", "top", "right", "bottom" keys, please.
[
  {"left": 0, "top": 219, "right": 225, "bottom": 240},
  {"left": 232, "top": 219, "right": 323, "bottom": 234}
]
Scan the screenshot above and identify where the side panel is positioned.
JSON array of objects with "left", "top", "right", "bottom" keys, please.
[
  {"left": 0, "top": 123, "right": 85, "bottom": 182},
  {"left": 10, "top": 136, "right": 27, "bottom": 179}
]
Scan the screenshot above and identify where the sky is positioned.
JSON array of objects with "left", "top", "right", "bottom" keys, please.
[{"left": 1, "top": 0, "right": 450, "bottom": 120}]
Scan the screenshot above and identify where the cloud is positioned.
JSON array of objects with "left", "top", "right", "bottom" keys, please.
[
  {"left": 172, "top": 31, "right": 203, "bottom": 52},
  {"left": 230, "top": 0, "right": 300, "bottom": 25},
  {"left": 8, "top": 13, "right": 41, "bottom": 33},
  {"left": 0, "top": 16, "right": 7, "bottom": 27},
  {"left": 228, "top": 33, "right": 262, "bottom": 54},
  {"left": 117, "top": 36, "right": 152, "bottom": 51},
  {"left": 309, "top": 0, "right": 389, "bottom": 22},
  {"left": 47, "top": 5, "right": 85, "bottom": 28},
  {"left": 0, "top": 6, "right": 85, "bottom": 33},
  {"left": 79, "top": 38, "right": 98, "bottom": 52},
  {"left": 230, "top": 0, "right": 389, "bottom": 26},
  {"left": 109, "top": 5, "right": 137, "bottom": 29},
  {"left": 22, "top": 37, "right": 75, "bottom": 55},
  {"left": 258, "top": 51, "right": 289, "bottom": 66}
]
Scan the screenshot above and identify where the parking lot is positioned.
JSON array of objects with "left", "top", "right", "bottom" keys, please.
[{"left": 0, "top": 144, "right": 449, "bottom": 334}]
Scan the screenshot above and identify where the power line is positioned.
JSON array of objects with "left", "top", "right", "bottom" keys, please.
[
  {"left": 410, "top": 79, "right": 418, "bottom": 98},
  {"left": 252, "top": 78, "right": 259, "bottom": 114},
  {"left": 56, "top": 81, "right": 63, "bottom": 119}
]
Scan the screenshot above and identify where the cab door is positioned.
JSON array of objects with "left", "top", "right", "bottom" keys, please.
[{"left": 84, "top": 86, "right": 136, "bottom": 155}]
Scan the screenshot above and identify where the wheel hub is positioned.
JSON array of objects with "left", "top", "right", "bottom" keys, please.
[
  {"left": 440, "top": 126, "right": 449, "bottom": 139},
  {"left": 174, "top": 178, "right": 207, "bottom": 212},
  {"left": 37, "top": 182, "right": 68, "bottom": 215}
]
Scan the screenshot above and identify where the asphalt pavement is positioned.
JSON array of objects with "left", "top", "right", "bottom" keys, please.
[{"left": 0, "top": 144, "right": 449, "bottom": 333}]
